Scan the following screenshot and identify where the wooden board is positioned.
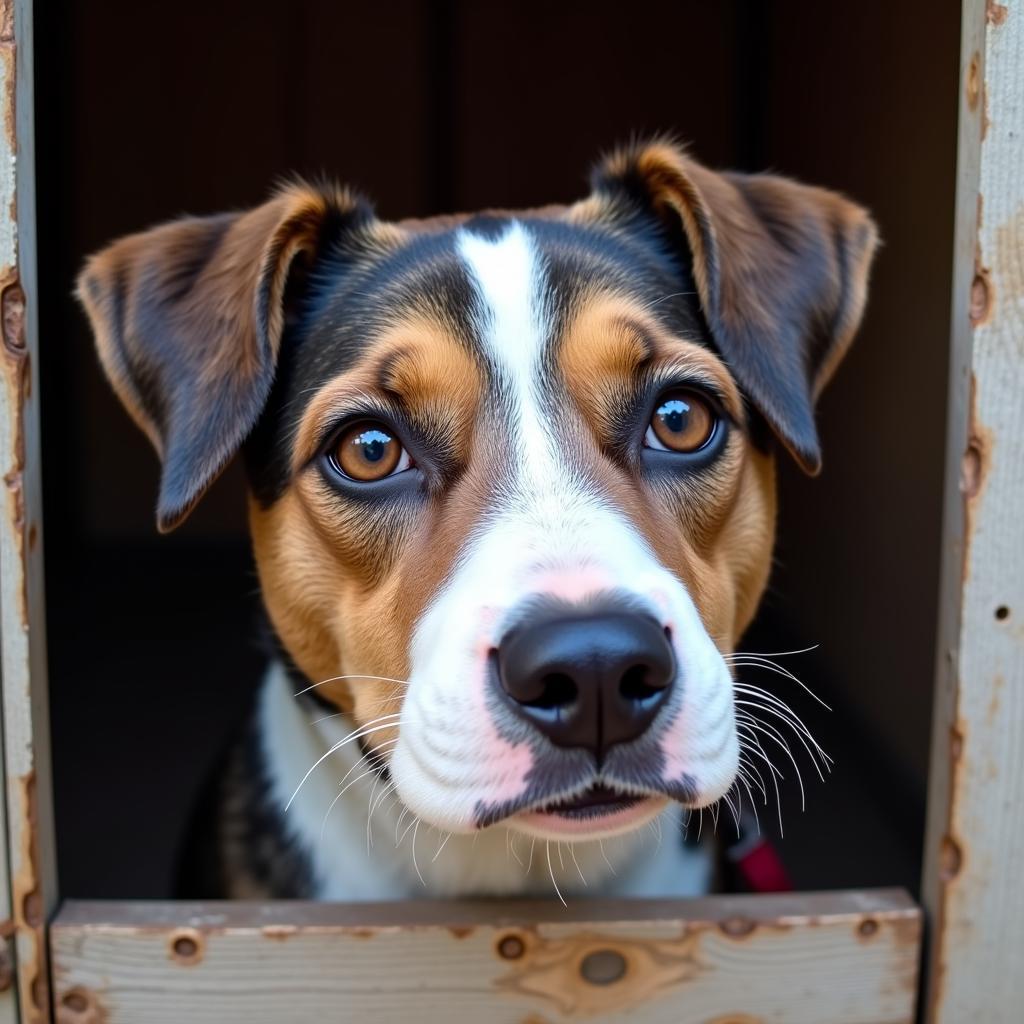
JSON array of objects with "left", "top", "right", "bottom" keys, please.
[
  {"left": 0, "top": 1, "right": 55, "bottom": 1022},
  {"left": 922, "top": 1, "right": 1024, "bottom": 1021},
  {"left": 50, "top": 891, "right": 920, "bottom": 1023}
]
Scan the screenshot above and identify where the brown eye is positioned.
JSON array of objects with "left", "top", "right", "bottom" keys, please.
[
  {"left": 645, "top": 391, "right": 717, "bottom": 453},
  {"left": 330, "top": 422, "right": 411, "bottom": 481}
]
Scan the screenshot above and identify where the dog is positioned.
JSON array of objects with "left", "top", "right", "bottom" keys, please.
[{"left": 77, "top": 140, "right": 877, "bottom": 901}]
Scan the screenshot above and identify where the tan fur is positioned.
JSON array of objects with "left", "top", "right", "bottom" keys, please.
[{"left": 252, "top": 308, "right": 498, "bottom": 731}]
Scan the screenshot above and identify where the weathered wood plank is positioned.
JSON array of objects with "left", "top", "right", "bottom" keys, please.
[
  {"left": 51, "top": 891, "right": 920, "bottom": 1023},
  {"left": 0, "top": 1, "right": 54, "bottom": 1022},
  {"left": 922, "top": 1, "right": 1024, "bottom": 1022}
]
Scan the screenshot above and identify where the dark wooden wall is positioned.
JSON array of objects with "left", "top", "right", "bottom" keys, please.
[{"left": 37, "top": 0, "right": 960, "bottom": 897}]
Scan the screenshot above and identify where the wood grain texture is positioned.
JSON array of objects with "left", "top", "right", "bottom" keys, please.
[
  {"left": 923, "top": 1, "right": 1024, "bottom": 1021},
  {"left": 0, "top": 1, "right": 55, "bottom": 1021},
  {"left": 50, "top": 892, "right": 920, "bottom": 1023}
]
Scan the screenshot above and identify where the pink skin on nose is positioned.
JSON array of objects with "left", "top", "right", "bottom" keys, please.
[
  {"left": 468, "top": 614, "right": 533, "bottom": 811},
  {"left": 659, "top": 699, "right": 695, "bottom": 785},
  {"left": 531, "top": 567, "right": 613, "bottom": 604}
]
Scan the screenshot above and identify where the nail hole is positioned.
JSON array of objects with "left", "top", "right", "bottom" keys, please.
[
  {"left": 497, "top": 933, "right": 525, "bottom": 960},
  {"left": 168, "top": 928, "right": 204, "bottom": 965},
  {"left": 858, "top": 917, "right": 879, "bottom": 938},
  {"left": 61, "top": 991, "right": 89, "bottom": 1013},
  {"left": 720, "top": 916, "right": 756, "bottom": 937},
  {"left": 580, "top": 948, "right": 627, "bottom": 985},
  {"left": 995, "top": 605, "right": 1010, "bottom": 621}
]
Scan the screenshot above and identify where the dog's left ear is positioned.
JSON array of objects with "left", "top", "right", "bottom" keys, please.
[
  {"left": 77, "top": 182, "right": 374, "bottom": 531},
  {"left": 585, "top": 141, "right": 879, "bottom": 474}
]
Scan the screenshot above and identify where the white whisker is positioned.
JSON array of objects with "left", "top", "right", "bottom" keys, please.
[
  {"left": 736, "top": 771, "right": 761, "bottom": 835},
  {"left": 734, "top": 684, "right": 832, "bottom": 764},
  {"left": 285, "top": 716, "right": 401, "bottom": 810},
  {"left": 722, "top": 791, "right": 741, "bottom": 837},
  {"left": 735, "top": 697, "right": 828, "bottom": 782},
  {"left": 432, "top": 830, "right": 453, "bottom": 863},
  {"left": 412, "top": 820, "right": 425, "bottom": 886},
  {"left": 546, "top": 840, "right": 566, "bottom": 907},
  {"left": 726, "top": 649, "right": 831, "bottom": 710},
  {"left": 293, "top": 674, "right": 410, "bottom": 698},
  {"left": 569, "top": 843, "right": 588, "bottom": 886},
  {"left": 739, "top": 715, "right": 807, "bottom": 809}
]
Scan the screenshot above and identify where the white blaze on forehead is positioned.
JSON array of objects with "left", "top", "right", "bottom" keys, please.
[{"left": 457, "top": 222, "right": 562, "bottom": 488}]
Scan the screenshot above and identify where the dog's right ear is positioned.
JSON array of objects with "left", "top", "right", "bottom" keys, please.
[{"left": 77, "top": 183, "right": 375, "bottom": 532}]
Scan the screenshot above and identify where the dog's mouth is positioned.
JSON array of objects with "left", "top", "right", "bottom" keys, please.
[
  {"left": 509, "top": 784, "right": 667, "bottom": 839},
  {"left": 535, "top": 784, "right": 643, "bottom": 819}
]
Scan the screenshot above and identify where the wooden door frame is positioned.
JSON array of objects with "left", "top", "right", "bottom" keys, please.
[
  {"left": 921, "top": 0, "right": 1024, "bottom": 1021},
  {"left": 0, "top": 1, "right": 56, "bottom": 1022},
  {"left": 0, "top": 0, "right": 1020, "bottom": 1020}
]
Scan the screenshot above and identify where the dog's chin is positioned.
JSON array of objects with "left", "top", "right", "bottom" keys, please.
[{"left": 507, "top": 788, "right": 669, "bottom": 841}]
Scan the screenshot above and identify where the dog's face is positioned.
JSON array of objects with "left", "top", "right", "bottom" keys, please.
[{"left": 79, "top": 143, "right": 876, "bottom": 847}]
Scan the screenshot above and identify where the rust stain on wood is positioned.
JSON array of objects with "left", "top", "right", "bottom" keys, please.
[
  {"left": 986, "top": 0, "right": 1009, "bottom": 26},
  {"left": 969, "top": 267, "right": 994, "bottom": 326},
  {"left": 1, "top": 276, "right": 30, "bottom": 633},
  {"left": 966, "top": 51, "right": 982, "bottom": 111},
  {"left": 949, "top": 724, "right": 965, "bottom": 762},
  {"left": 939, "top": 835, "right": 964, "bottom": 883},
  {"left": 11, "top": 770, "right": 48, "bottom": 1022}
]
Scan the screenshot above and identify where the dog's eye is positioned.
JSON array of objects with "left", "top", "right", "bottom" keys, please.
[
  {"left": 644, "top": 390, "right": 717, "bottom": 453},
  {"left": 329, "top": 422, "right": 412, "bottom": 481}
]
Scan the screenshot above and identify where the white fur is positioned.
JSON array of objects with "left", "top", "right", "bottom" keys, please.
[{"left": 260, "top": 662, "right": 714, "bottom": 900}]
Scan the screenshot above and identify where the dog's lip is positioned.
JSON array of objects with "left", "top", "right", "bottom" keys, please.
[
  {"left": 513, "top": 791, "right": 666, "bottom": 839},
  {"left": 534, "top": 783, "right": 643, "bottom": 819}
]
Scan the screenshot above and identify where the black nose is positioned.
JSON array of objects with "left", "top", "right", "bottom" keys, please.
[{"left": 494, "top": 610, "right": 675, "bottom": 761}]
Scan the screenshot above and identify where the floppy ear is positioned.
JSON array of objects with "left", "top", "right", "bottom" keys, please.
[
  {"left": 587, "top": 141, "right": 879, "bottom": 473},
  {"left": 77, "top": 182, "right": 372, "bottom": 531}
]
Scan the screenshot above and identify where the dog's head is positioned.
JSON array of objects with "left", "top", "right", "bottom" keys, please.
[{"left": 78, "top": 141, "right": 876, "bottom": 846}]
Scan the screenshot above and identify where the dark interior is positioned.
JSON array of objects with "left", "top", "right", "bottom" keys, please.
[{"left": 37, "top": 0, "right": 961, "bottom": 898}]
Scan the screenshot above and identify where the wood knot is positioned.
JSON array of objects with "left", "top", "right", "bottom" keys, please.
[{"left": 579, "top": 948, "right": 627, "bottom": 986}]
